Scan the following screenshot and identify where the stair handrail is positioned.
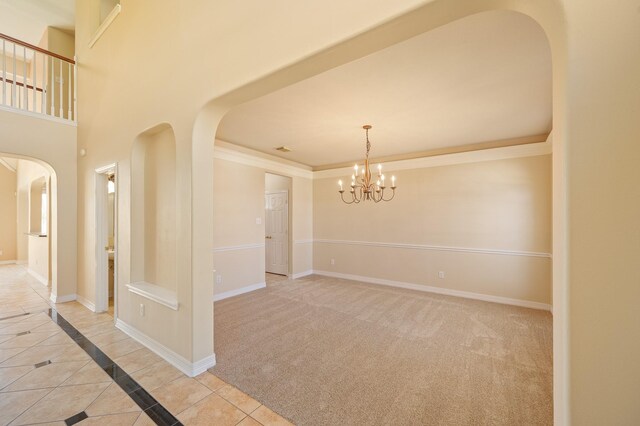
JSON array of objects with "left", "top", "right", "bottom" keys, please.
[{"left": 0, "top": 33, "right": 75, "bottom": 64}]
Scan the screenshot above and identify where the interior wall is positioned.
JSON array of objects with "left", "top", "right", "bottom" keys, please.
[
  {"left": 213, "top": 148, "right": 313, "bottom": 296},
  {"left": 142, "top": 128, "right": 177, "bottom": 290},
  {"left": 0, "top": 165, "right": 17, "bottom": 262},
  {"left": 213, "top": 158, "right": 266, "bottom": 295},
  {"left": 314, "top": 154, "right": 552, "bottom": 305},
  {"left": 16, "top": 159, "right": 51, "bottom": 284}
]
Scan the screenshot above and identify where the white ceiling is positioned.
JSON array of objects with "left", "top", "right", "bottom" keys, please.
[
  {"left": 217, "top": 10, "right": 552, "bottom": 168},
  {"left": 0, "top": 0, "right": 75, "bottom": 46}
]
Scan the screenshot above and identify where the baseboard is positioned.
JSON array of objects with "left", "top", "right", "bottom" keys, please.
[
  {"left": 291, "top": 270, "right": 313, "bottom": 279},
  {"left": 213, "top": 282, "right": 266, "bottom": 302},
  {"left": 27, "top": 268, "right": 49, "bottom": 287},
  {"left": 16, "top": 260, "right": 27, "bottom": 265},
  {"left": 313, "top": 270, "right": 552, "bottom": 311},
  {"left": 50, "top": 293, "right": 77, "bottom": 304},
  {"left": 0, "top": 260, "right": 17, "bottom": 265},
  {"left": 115, "top": 319, "right": 216, "bottom": 377},
  {"left": 77, "top": 295, "right": 96, "bottom": 312}
]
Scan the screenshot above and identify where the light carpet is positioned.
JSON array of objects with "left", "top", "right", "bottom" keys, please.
[{"left": 211, "top": 274, "right": 552, "bottom": 425}]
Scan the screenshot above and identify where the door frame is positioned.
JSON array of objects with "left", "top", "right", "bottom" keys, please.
[
  {"left": 95, "top": 163, "right": 118, "bottom": 317},
  {"left": 265, "top": 190, "right": 290, "bottom": 276}
]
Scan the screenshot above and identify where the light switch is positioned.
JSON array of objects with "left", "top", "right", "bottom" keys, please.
[{"left": 256, "top": 218, "right": 262, "bottom": 225}]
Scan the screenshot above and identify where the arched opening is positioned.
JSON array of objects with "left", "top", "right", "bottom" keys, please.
[
  {"left": 193, "top": 3, "right": 566, "bottom": 423},
  {"left": 0, "top": 153, "right": 60, "bottom": 297}
]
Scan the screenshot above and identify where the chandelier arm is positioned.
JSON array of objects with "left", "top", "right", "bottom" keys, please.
[{"left": 339, "top": 191, "right": 356, "bottom": 204}]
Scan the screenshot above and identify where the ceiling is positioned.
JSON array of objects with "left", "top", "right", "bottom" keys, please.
[
  {"left": 217, "top": 10, "right": 552, "bottom": 169},
  {"left": 0, "top": 0, "right": 75, "bottom": 46}
]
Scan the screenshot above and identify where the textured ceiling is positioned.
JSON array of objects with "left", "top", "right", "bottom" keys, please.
[{"left": 217, "top": 10, "right": 552, "bottom": 168}]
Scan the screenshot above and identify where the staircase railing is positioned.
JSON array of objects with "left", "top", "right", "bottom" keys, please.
[{"left": 0, "top": 33, "right": 76, "bottom": 122}]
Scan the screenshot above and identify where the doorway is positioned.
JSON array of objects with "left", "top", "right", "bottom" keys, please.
[
  {"left": 95, "top": 164, "right": 117, "bottom": 316},
  {"left": 265, "top": 173, "right": 291, "bottom": 278}
]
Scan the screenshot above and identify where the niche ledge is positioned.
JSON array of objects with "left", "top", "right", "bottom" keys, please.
[{"left": 126, "top": 282, "right": 178, "bottom": 310}]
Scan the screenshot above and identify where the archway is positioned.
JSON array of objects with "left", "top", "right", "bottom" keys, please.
[{"left": 192, "top": 1, "right": 567, "bottom": 422}]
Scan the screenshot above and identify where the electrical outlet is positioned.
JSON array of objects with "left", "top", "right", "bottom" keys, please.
[
  {"left": 139, "top": 304, "right": 145, "bottom": 317},
  {"left": 438, "top": 271, "right": 445, "bottom": 279},
  {"left": 330, "top": 258, "right": 335, "bottom": 266},
  {"left": 256, "top": 218, "right": 262, "bottom": 225},
  {"left": 216, "top": 274, "right": 222, "bottom": 284}
]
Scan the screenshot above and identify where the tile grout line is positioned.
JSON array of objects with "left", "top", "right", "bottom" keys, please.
[{"left": 45, "top": 308, "right": 183, "bottom": 426}]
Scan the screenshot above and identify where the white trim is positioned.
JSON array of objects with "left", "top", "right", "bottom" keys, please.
[
  {"left": 115, "top": 319, "right": 216, "bottom": 377},
  {"left": 294, "top": 239, "right": 313, "bottom": 244},
  {"left": 313, "top": 141, "right": 552, "bottom": 179},
  {"left": 214, "top": 146, "right": 313, "bottom": 179},
  {"left": 313, "top": 239, "right": 551, "bottom": 259},
  {"left": 314, "top": 270, "right": 551, "bottom": 311},
  {"left": 0, "top": 260, "right": 17, "bottom": 265},
  {"left": 214, "top": 282, "right": 266, "bottom": 301},
  {"left": 27, "top": 268, "right": 49, "bottom": 286},
  {"left": 213, "top": 243, "right": 265, "bottom": 253},
  {"left": 50, "top": 293, "right": 77, "bottom": 304},
  {"left": 126, "top": 282, "right": 178, "bottom": 310},
  {"left": 0, "top": 158, "right": 16, "bottom": 172},
  {"left": 77, "top": 295, "right": 96, "bottom": 312},
  {"left": 95, "top": 163, "right": 117, "bottom": 174},
  {"left": 291, "top": 270, "right": 313, "bottom": 279},
  {"left": 89, "top": 4, "right": 122, "bottom": 48}
]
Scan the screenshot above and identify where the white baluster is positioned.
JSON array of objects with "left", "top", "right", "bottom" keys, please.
[
  {"left": 73, "top": 56, "right": 77, "bottom": 121},
  {"left": 2, "top": 39, "right": 6, "bottom": 106},
  {"left": 59, "top": 59, "right": 63, "bottom": 117},
  {"left": 32, "top": 51, "right": 36, "bottom": 112},
  {"left": 67, "top": 61, "right": 71, "bottom": 119},
  {"left": 50, "top": 56, "right": 54, "bottom": 116},
  {"left": 23, "top": 46, "right": 27, "bottom": 110},
  {"left": 12, "top": 43, "right": 16, "bottom": 107},
  {"left": 41, "top": 52, "right": 46, "bottom": 113}
]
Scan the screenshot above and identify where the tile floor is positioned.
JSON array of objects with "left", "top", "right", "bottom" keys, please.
[{"left": 0, "top": 265, "right": 293, "bottom": 426}]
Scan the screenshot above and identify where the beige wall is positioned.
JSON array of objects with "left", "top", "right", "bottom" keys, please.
[
  {"left": 213, "top": 149, "right": 314, "bottom": 295},
  {"left": 0, "top": 165, "right": 17, "bottom": 261},
  {"left": 142, "top": 127, "right": 177, "bottom": 290},
  {"left": 71, "top": 0, "right": 640, "bottom": 418},
  {"left": 314, "top": 155, "right": 552, "bottom": 304},
  {"left": 0, "top": 109, "right": 77, "bottom": 300},
  {"left": 16, "top": 159, "right": 51, "bottom": 284}
]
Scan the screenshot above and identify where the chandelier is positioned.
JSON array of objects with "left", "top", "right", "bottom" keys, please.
[{"left": 338, "top": 125, "right": 396, "bottom": 204}]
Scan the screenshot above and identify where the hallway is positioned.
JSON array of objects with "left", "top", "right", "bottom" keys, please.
[{"left": 0, "top": 265, "right": 292, "bottom": 426}]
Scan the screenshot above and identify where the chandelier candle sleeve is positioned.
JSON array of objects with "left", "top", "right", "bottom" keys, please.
[{"left": 338, "top": 125, "right": 397, "bottom": 204}]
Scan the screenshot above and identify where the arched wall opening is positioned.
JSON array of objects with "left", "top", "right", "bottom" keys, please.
[
  {"left": 0, "top": 153, "right": 60, "bottom": 294},
  {"left": 192, "top": 1, "right": 567, "bottom": 423}
]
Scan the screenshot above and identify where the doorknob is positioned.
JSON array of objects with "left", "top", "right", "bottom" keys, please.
[{"left": 265, "top": 236, "right": 272, "bottom": 239}]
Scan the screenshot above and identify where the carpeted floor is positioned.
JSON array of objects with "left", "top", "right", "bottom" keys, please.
[{"left": 211, "top": 274, "right": 552, "bottom": 425}]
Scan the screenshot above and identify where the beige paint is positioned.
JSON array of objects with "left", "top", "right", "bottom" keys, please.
[
  {"left": 0, "top": 110, "right": 76, "bottom": 302},
  {"left": 142, "top": 127, "right": 177, "bottom": 290},
  {"left": 0, "top": 165, "right": 17, "bottom": 261},
  {"left": 213, "top": 154, "right": 314, "bottom": 295},
  {"left": 16, "top": 159, "right": 50, "bottom": 283},
  {"left": 66, "top": 1, "right": 640, "bottom": 422},
  {"left": 314, "top": 155, "right": 552, "bottom": 303},
  {"left": 218, "top": 10, "right": 551, "bottom": 167}
]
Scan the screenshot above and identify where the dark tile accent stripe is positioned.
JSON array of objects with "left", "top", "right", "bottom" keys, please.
[
  {"left": 16, "top": 331, "right": 31, "bottom": 336},
  {"left": 0, "top": 312, "right": 30, "bottom": 321},
  {"left": 34, "top": 360, "right": 51, "bottom": 368},
  {"left": 64, "top": 411, "right": 88, "bottom": 426},
  {"left": 46, "top": 309, "right": 182, "bottom": 426}
]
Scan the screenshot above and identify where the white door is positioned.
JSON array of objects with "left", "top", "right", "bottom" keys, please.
[{"left": 265, "top": 191, "right": 288, "bottom": 275}]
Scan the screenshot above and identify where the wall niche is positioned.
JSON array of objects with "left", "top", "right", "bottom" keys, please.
[{"left": 129, "top": 123, "right": 178, "bottom": 309}]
